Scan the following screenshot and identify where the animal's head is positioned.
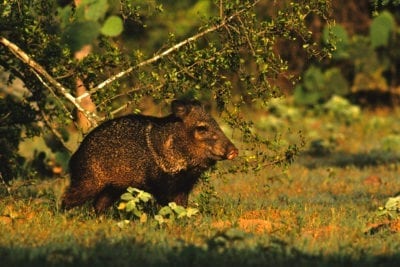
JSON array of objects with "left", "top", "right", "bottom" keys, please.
[{"left": 171, "top": 99, "right": 238, "bottom": 162}]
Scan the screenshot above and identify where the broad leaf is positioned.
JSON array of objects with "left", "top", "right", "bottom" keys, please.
[
  {"left": 370, "top": 11, "right": 395, "bottom": 48},
  {"left": 101, "top": 16, "right": 124, "bottom": 37},
  {"left": 120, "top": 192, "right": 134, "bottom": 201},
  {"left": 186, "top": 207, "right": 199, "bottom": 218},
  {"left": 84, "top": 0, "right": 108, "bottom": 21},
  {"left": 62, "top": 21, "right": 101, "bottom": 52}
]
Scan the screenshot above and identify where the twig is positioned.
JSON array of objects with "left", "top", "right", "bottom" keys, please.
[
  {"left": 219, "top": 0, "right": 224, "bottom": 19},
  {"left": 237, "top": 16, "right": 256, "bottom": 57},
  {"left": 100, "top": 83, "right": 165, "bottom": 118},
  {"left": 30, "top": 69, "right": 75, "bottom": 121},
  {"left": 40, "top": 110, "right": 73, "bottom": 153},
  {"left": 0, "top": 36, "right": 100, "bottom": 126},
  {"left": 0, "top": 172, "right": 12, "bottom": 198}
]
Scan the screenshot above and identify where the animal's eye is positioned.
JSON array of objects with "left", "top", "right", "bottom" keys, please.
[{"left": 196, "top": 125, "right": 208, "bottom": 133}]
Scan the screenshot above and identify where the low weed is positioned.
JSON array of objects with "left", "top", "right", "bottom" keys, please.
[{"left": 116, "top": 187, "right": 199, "bottom": 227}]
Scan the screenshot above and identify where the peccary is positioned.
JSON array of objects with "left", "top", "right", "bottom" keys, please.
[{"left": 62, "top": 100, "right": 238, "bottom": 213}]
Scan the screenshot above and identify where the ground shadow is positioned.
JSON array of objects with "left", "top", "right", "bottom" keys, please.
[
  {"left": 298, "top": 150, "right": 400, "bottom": 169},
  {"left": 1, "top": 235, "right": 400, "bottom": 267}
]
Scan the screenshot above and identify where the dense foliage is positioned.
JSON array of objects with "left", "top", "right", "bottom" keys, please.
[
  {"left": 0, "top": 0, "right": 333, "bottom": 180},
  {"left": 294, "top": 0, "right": 400, "bottom": 107}
]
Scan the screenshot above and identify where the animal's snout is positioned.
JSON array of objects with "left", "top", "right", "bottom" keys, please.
[{"left": 226, "top": 146, "right": 239, "bottom": 160}]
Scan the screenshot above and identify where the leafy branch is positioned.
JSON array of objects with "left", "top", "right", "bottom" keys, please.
[
  {"left": 1, "top": 1, "right": 259, "bottom": 128},
  {"left": 77, "top": 1, "right": 260, "bottom": 102},
  {"left": 0, "top": 36, "right": 100, "bottom": 127}
]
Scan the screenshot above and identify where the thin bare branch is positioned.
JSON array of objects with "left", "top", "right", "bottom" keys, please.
[
  {"left": 100, "top": 84, "right": 164, "bottom": 119},
  {"left": 237, "top": 16, "right": 256, "bottom": 57},
  {"left": 0, "top": 36, "right": 100, "bottom": 126},
  {"left": 0, "top": 172, "right": 12, "bottom": 197},
  {"left": 40, "top": 110, "right": 73, "bottom": 153},
  {"left": 108, "top": 102, "right": 131, "bottom": 117},
  {"left": 30, "top": 69, "right": 75, "bottom": 121},
  {"left": 219, "top": 0, "right": 224, "bottom": 19}
]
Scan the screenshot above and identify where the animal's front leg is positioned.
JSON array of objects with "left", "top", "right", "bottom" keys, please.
[
  {"left": 172, "top": 192, "right": 189, "bottom": 207},
  {"left": 94, "top": 186, "right": 124, "bottom": 214}
]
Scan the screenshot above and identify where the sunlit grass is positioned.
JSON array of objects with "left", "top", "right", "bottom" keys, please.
[{"left": 1, "top": 108, "right": 400, "bottom": 266}]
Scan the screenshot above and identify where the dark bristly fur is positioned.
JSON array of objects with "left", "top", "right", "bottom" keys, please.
[{"left": 62, "top": 100, "right": 238, "bottom": 213}]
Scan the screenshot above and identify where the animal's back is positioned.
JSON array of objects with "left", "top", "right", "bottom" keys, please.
[{"left": 69, "top": 115, "right": 151, "bottom": 185}]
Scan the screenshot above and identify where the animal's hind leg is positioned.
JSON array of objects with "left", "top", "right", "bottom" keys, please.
[
  {"left": 61, "top": 179, "right": 101, "bottom": 210},
  {"left": 94, "top": 186, "right": 124, "bottom": 214}
]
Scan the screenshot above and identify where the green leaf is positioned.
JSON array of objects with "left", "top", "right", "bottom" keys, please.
[
  {"left": 154, "top": 215, "right": 166, "bottom": 225},
  {"left": 385, "top": 196, "right": 400, "bottom": 211},
  {"left": 303, "top": 65, "right": 324, "bottom": 92},
  {"left": 126, "top": 187, "right": 136, "bottom": 193},
  {"left": 324, "top": 68, "right": 349, "bottom": 96},
  {"left": 62, "top": 21, "right": 101, "bottom": 52},
  {"left": 137, "top": 191, "right": 153, "bottom": 202},
  {"left": 168, "top": 202, "right": 177, "bottom": 209},
  {"left": 325, "top": 25, "right": 349, "bottom": 44},
  {"left": 120, "top": 192, "right": 134, "bottom": 201},
  {"left": 125, "top": 200, "right": 137, "bottom": 212},
  {"left": 186, "top": 207, "right": 199, "bottom": 218},
  {"left": 58, "top": 6, "right": 73, "bottom": 29},
  {"left": 169, "top": 202, "right": 187, "bottom": 218},
  {"left": 84, "top": 0, "right": 108, "bottom": 21},
  {"left": 117, "top": 202, "right": 126, "bottom": 210},
  {"left": 132, "top": 208, "right": 143, "bottom": 218},
  {"left": 293, "top": 85, "right": 322, "bottom": 106},
  {"left": 158, "top": 206, "right": 173, "bottom": 217},
  {"left": 100, "top": 16, "right": 124, "bottom": 37},
  {"left": 323, "top": 24, "right": 349, "bottom": 59},
  {"left": 370, "top": 11, "right": 395, "bottom": 48}
]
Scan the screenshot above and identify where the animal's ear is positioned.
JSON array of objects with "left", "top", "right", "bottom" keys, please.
[
  {"left": 171, "top": 100, "right": 189, "bottom": 118},
  {"left": 171, "top": 99, "right": 201, "bottom": 118}
]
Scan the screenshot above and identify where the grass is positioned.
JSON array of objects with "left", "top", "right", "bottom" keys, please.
[{"left": 1, "top": 107, "right": 400, "bottom": 267}]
